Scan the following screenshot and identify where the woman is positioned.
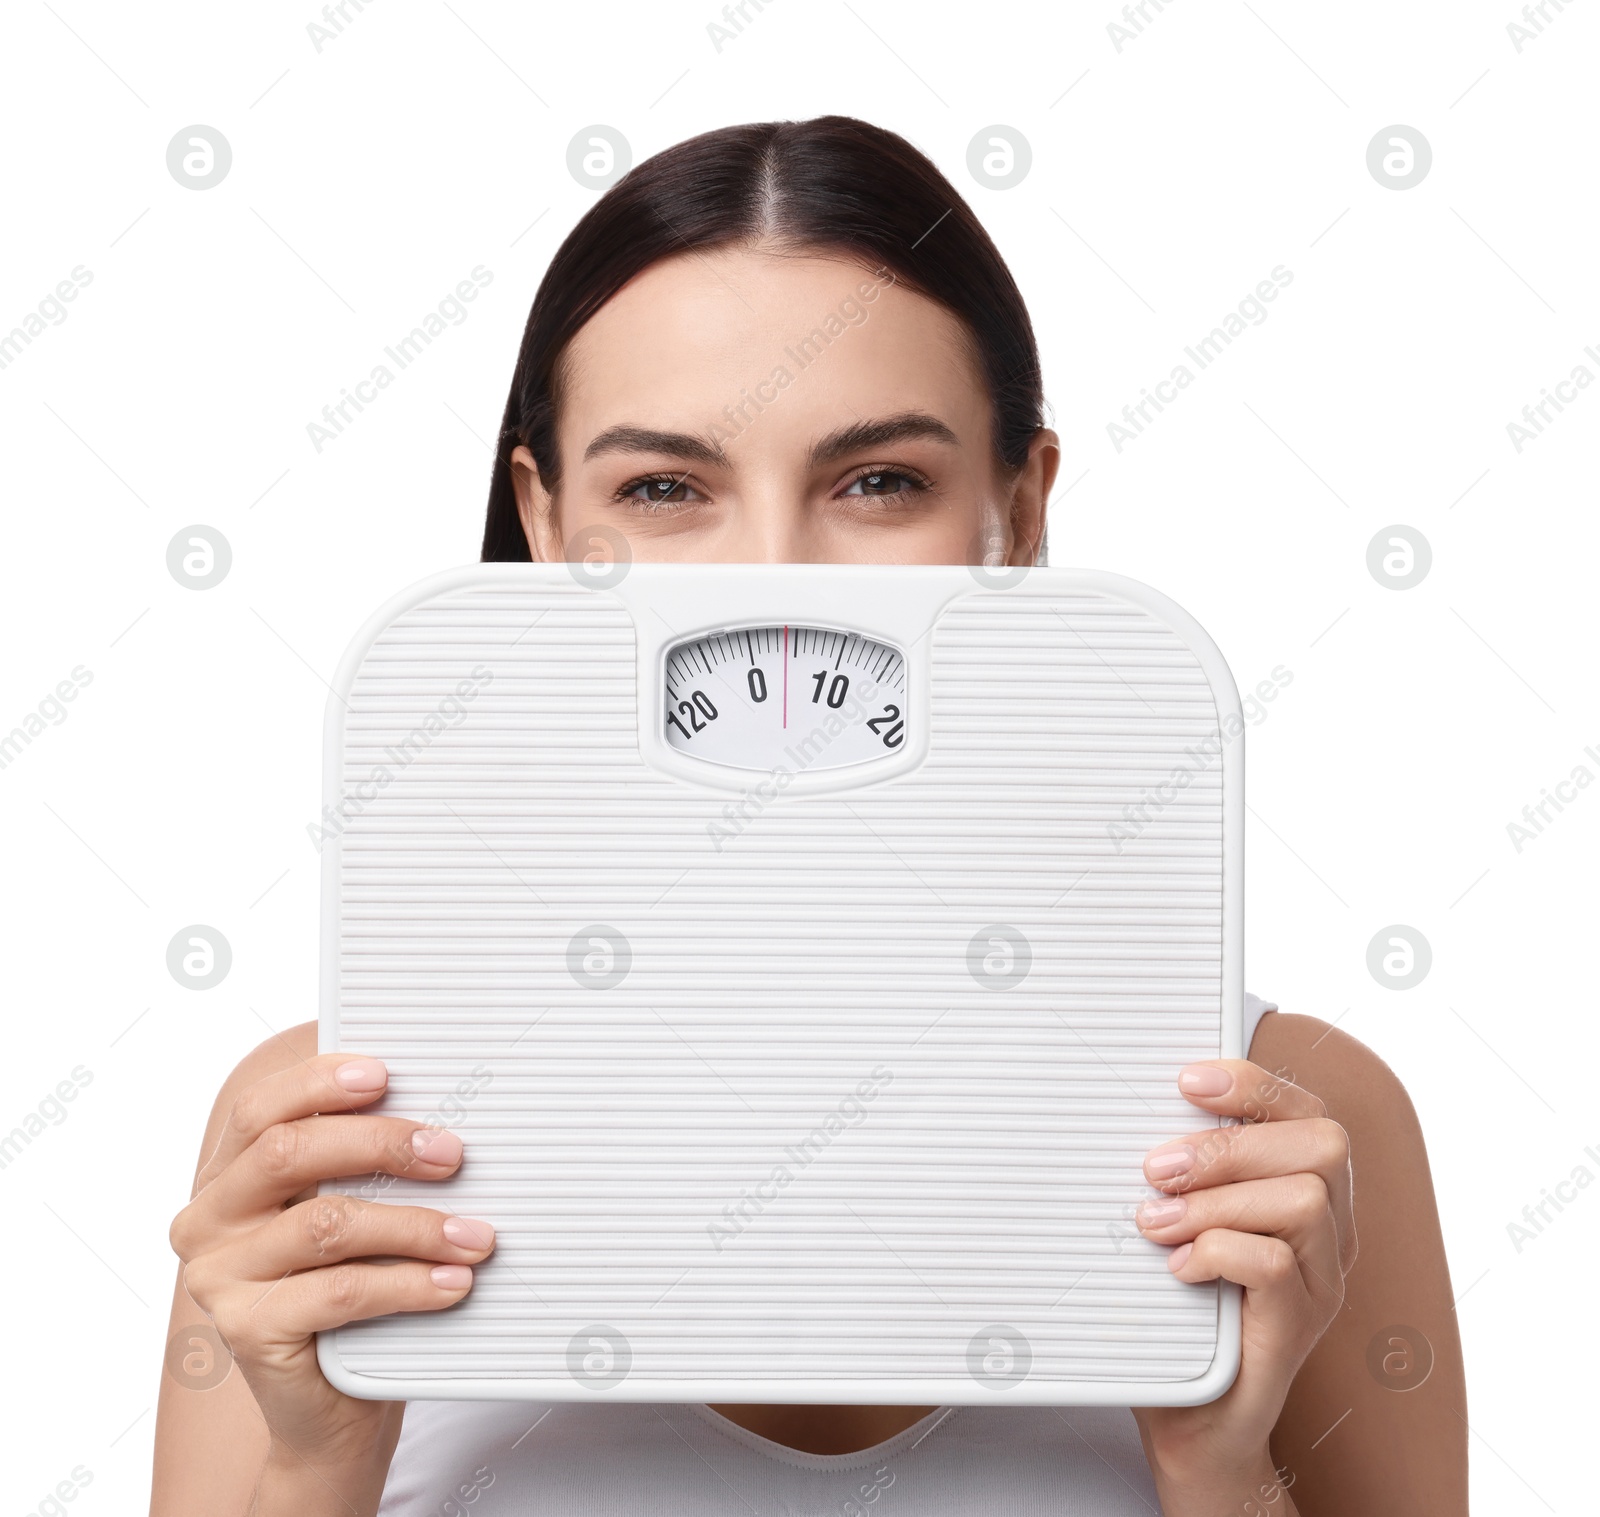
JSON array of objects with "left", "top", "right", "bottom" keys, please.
[{"left": 155, "top": 117, "right": 1466, "bottom": 1515}]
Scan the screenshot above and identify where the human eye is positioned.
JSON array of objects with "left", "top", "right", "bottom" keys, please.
[
  {"left": 836, "top": 464, "right": 934, "bottom": 500},
  {"left": 615, "top": 471, "right": 705, "bottom": 509}
]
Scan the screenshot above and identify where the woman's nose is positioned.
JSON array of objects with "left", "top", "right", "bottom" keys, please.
[{"left": 719, "top": 492, "right": 817, "bottom": 564}]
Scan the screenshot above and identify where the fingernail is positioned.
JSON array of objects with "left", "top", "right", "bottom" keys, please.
[
  {"left": 333, "top": 1058, "right": 387, "bottom": 1092},
  {"left": 1167, "top": 1242, "right": 1193, "bottom": 1272},
  {"left": 1178, "top": 1064, "right": 1233, "bottom": 1097},
  {"left": 412, "top": 1127, "right": 463, "bottom": 1166},
  {"left": 1145, "top": 1144, "right": 1195, "bottom": 1180},
  {"left": 1137, "top": 1197, "right": 1187, "bottom": 1228},
  {"left": 430, "top": 1264, "right": 473, "bottom": 1290},
  {"left": 442, "top": 1216, "right": 495, "bottom": 1250}
]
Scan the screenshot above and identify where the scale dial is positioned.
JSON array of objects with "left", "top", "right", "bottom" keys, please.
[{"left": 663, "top": 625, "right": 908, "bottom": 773}]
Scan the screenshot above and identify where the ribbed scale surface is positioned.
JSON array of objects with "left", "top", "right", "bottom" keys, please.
[{"left": 329, "top": 581, "right": 1224, "bottom": 1386}]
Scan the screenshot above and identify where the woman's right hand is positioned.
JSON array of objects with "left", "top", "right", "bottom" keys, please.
[{"left": 166, "top": 1050, "right": 496, "bottom": 1505}]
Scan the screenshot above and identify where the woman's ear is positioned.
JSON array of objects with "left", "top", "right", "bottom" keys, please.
[
  {"left": 1008, "top": 428, "right": 1060, "bottom": 567},
  {"left": 510, "top": 445, "right": 563, "bottom": 563}
]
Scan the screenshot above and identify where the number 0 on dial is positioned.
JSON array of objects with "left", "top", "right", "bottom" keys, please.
[{"left": 663, "top": 626, "right": 908, "bottom": 773}]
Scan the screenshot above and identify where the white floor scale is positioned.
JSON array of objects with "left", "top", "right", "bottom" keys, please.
[{"left": 317, "top": 563, "right": 1244, "bottom": 1407}]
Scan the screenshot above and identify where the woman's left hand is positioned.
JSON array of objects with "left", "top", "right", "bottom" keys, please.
[{"left": 1130, "top": 1058, "right": 1356, "bottom": 1513}]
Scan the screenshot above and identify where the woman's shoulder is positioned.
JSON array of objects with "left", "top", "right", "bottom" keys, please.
[
  {"left": 1245, "top": 1009, "right": 1466, "bottom": 1503},
  {"left": 1250, "top": 1009, "right": 1421, "bottom": 1127}
]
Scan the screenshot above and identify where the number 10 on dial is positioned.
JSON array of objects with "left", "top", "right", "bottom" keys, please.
[{"left": 663, "top": 625, "right": 908, "bottom": 773}]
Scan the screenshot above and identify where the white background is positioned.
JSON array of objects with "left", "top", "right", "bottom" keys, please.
[{"left": 1, "top": 1, "right": 1594, "bottom": 1511}]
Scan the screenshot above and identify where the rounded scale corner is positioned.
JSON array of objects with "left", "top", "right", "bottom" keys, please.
[
  {"left": 323, "top": 562, "right": 495, "bottom": 727},
  {"left": 316, "top": 1329, "right": 391, "bottom": 1401},
  {"left": 1168, "top": 1348, "right": 1241, "bottom": 1408},
  {"left": 985, "top": 566, "right": 1244, "bottom": 731},
  {"left": 1130, "top": 1281, "right": 1243, "bottom": 1409},
  {"left": 1088, "top": 569, "right": 1243, "bottom": 732}
]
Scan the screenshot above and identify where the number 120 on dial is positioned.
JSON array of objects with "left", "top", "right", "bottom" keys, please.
[{"left": 663, "top": 625, "right": 908, "bottom": 773}]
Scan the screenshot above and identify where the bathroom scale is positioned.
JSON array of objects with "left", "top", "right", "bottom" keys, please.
[{"left": 317, "top": 562, "right": 1244, "bottom": 1406}]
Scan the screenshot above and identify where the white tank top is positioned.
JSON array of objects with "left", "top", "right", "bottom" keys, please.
[{"left": 378, "top": 997, "right": 1279, "bottom": 1515}]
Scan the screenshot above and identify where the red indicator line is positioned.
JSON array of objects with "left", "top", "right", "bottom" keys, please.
[{"left": 782, "top": 624, "right": 788, "bottom": 728}]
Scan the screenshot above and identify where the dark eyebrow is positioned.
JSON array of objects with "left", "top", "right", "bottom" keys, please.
[
  {"left": 807, "top": 411, "right": 960, "bottom": 469},
  {"left": 583, "top": 425, "right": 727, "bottom": 465}
]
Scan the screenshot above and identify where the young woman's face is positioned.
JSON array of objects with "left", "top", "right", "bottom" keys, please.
[{"left": 511, "top": 247, "right": 1057, "bottom": 567}]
